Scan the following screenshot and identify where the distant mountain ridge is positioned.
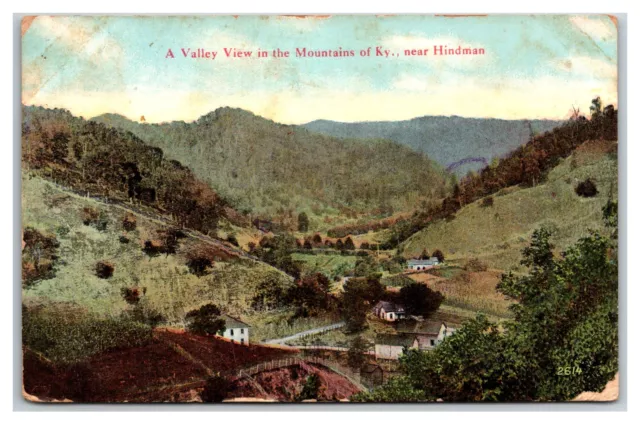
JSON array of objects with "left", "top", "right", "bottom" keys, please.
[
  {"left": 303, "top": 116, "right": 565, "bottom": 176},
  {"left": 92, "top": 108, "right": 450, "bottom": 225}
]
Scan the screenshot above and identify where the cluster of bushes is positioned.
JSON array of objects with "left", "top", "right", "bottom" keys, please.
[
  {"left": 22, "top": 228, "right": 60, "bottom": 288},
  {"left": 327, "top": 215, "right": 408, "bottom": 239}
]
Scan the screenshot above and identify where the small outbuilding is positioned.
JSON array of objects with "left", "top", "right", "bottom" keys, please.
[{"left": 220, "top": 315, "right": 251, "bottom": 345}]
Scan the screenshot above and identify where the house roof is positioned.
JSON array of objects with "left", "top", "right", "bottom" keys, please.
[
  {"left": 374, "top": 300, "right": 405, "bottom": 314},
  {"left": 223, "top": 315, "right": 250, "bottom": 329},
  {"left": 408, "top": 258, "right": 439, "bottom": 266},
  {"left": 396, "top": 319, "right": 444, "bottom": 335},
  {"left": 375, "top": 333, "right": 417, "bottom": 347}
]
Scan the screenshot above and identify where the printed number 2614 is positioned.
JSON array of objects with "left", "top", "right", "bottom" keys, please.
[{"left": 557, "top": 366, "right": 582, "bottom": 376}]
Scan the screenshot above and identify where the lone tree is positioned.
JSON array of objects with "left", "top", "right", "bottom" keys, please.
[
  {"left": 347, "top": 336, "right": 369, "bottom": 370},
  {"left": 185, "top": 303, "right": 226, "bottom": 336},
  {"left": 201, "top": 374, "right": 235, "bottom": 402},
  {"left": 298, "top": 212, "right": 310, "bottom": 232},
  {"left": 399, "top": 283, "right": 444, "bottom": 318},
  {"left": 342, "top": 274, "right": 385, "bottom": 332},
  {"left": 575, "top": 178, "right": 598, "bottom": 198},
  {"left": 431, "top": 249, "right": 445, "bottom": 263},
  {"left": 419, "top": 249, "right": 430, "bottom": 260},
  {"left": 344, "top": 237, "right": 356, "bottom": 250}
]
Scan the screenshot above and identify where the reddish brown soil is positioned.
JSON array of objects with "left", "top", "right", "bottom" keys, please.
[
  {"left": 23, "top": 329, "right": 293, "bottom": 402},
  {"left": 230, "top": 364, "right": 361, "bottom": 402}
]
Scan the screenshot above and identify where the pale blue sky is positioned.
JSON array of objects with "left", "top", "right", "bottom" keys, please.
[{"left": 22, "top": 15, "right": 618, "bottom": 123}]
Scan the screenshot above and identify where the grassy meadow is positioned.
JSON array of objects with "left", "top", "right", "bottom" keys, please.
[
  {"left": 21, "top": 173, "right": 293, "bottom": 327},
  {"left": 402, "top": 140, "right": 618, "bottom": 272}
]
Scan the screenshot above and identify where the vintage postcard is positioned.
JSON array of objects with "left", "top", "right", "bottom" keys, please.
[{"left": 20, "top": 15, "right": 619, "bottom": 403}]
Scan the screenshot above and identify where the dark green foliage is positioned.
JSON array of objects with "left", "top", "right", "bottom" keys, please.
[
  {"left": 344, "top": 237, "right": 355, "bottom": 250},
  {"left": 303, "top": 239, "right": 313, "bottom": 250},
  {"left": 22, "top": 106, "right": 228, "bottom": 235},
  {"left": 122, "top": 213, "right": 137, "bottom": 232},
  {"left": 399, "top": 283, "right": 444, "bottom": 318},
  {"left": 431, "top": 249, "right": 445, "bottom": 262},
  {"left": 298, "top": 212, "right": 310, "bottom": 232},
  {"left": 419, "top": 249, "right": 430, "bottom": 260},
  {"left": 119, "top": 235, "right": 130, "bottom": 244},
  {"left": 126, "top": 303, "right": 165, "bottom": 329},
  {"left": 481, "top": 196, "right": 494, "bottom": 207},
  {"left": 351, "top": 376, "right": 426, "bottom": 402},
  {"left": 92, "top": 109, "right": 448, "bottom": 222},
  {"left": 226, "top": 234, "right": 239, "bottom": 246},
  {"left": 296, "top": 373, "right": 321, "bottom": 401},
  {"left": 253, "top": 233, "right": 302, "bottom": 278},
  {"left": 312, "top": 234, "right": 322, "bottom": 244},
  {"left": 22, "top": 304, "right": 152, "bottom": 364},
  {"left": 287, "top": 273, "right": 333, "bottom": 317},
  {"left": 185, "top": 303, "right": 226, "bottom": 336},
  {"left": 347, "top": 336, "right": 369, "bottom": 370},
  {"left": 575, "top": 178, "right": 598, "bottom": 197},
  {"left": 359, "top": 241, "right": 370, "bottom": 250},
  {"left": 81, "top": 207, "right": 108, "bottom": 231},
  {"left": 251, "top": 275, "right": 287, "bottom": 311},
  {"left": 187, "top": 257, "right": 213, "bottom": 277},
  {"left": 353, "top": 254, "right": 379, "bottom": 277},
  {"left": 121, "top": 287, "right": 141, "bottom": 304},
  {"left": 201, "top": 374, "right": 235, "bottom": 403},
  {"left": 382, "top": 103, "right": 617, "bottom": 248},
  {"left": 95, "top": 261, "right": 114, "bottom": 279},
  {"left": 357, "top": 210, "right": 618, "bottom": 402},
  {"left": 342, "top": 274, "right": 385, "bottom": 332},
  {"left": 22, "top": 227, "right": 59, "bottom": 287}
]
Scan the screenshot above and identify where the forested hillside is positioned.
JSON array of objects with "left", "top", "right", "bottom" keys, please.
[
  {"left": 304, "top": 116, "right": 563, "bottom": 176},
  {"left": 92, "top": 109, "right": 450, "bottom": 227},
  {"left": 384, "top": 99, "right": 617, "bottom": 249},
  {"left": 22, "top": 106, "right": 230, "bottom": 235}
]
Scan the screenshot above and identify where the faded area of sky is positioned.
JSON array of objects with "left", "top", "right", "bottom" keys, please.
[{"left": 22, "top": 15, "right": 618, "bottom": 124}]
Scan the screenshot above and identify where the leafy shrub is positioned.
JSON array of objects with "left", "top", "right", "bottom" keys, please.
[
  {"left": 119, "top": 235, "right": 130, "bottom": 244},
  {"left": 201, "top": 374, "right": 235, "bottom": 402},
  {"left": 95, "top": 261, "right": 114, "bottom": 279},
  {"left": 122, "top": 213, "right": 137, "bottom": 232},
  {"left": 481, "top": 196, "right": 494, "bottom": 207},
  {"left": 187, "top": 257, "right": 213, "bottom": 277},
  {"left": 82, "top": 207, "right": 108, "bottom": 231},
  {"left": 22, "top": 228, "right": 59, "bottom": 287},
  {"left": 185, "top": 303, "right": 226, "bottom": 336},
  {"left": 575, "top": 178, "right": 598, "bottom": 197},
  {"left": 121, "top": 287, "right": 141, "bottom": 304},
  {"left": 226, "top": 234, "right": 239, "bottom": 247}
]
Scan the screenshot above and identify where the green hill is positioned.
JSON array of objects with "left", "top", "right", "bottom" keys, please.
[
  {"left": 303, "top": 116, "right": 564, "bottom": 176},
  {"left": 400, "top": 140, "right": 618, "bottom": 271},
  {"left": 22, "top": 173, "right": 293, "bottom": 325},
  {"left": 92, "top": 109, "right": 450, "bottom": 227}
]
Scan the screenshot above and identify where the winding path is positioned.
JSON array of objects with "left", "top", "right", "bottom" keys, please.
[{"left": 263, "top": 322, "right": 345, "bottom": 345}]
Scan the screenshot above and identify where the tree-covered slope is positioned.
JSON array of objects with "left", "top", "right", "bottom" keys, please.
[
  {"left": 92, "top": 109, "right": 450, "bottom": 224},
  {"left": 304, "top": 116, "right": 564, "bottom": 176}
]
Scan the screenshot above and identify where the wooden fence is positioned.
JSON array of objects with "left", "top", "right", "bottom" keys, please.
[{"left": 230, "top": 355, "right": 367, "bottom": 391}]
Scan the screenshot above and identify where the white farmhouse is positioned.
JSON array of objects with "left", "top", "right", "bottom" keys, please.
[
  {"left": 372, "top": 301, "right": 406, "bottom": 322},
  {"left": 407, "top": 257, "right": 440, "bottom": 271},
  {"left": 220, "top": 315, "right": 251, "bottom": 345},
  {"left": 396, "top": 319, "right": 457, "bottom": 350}
]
